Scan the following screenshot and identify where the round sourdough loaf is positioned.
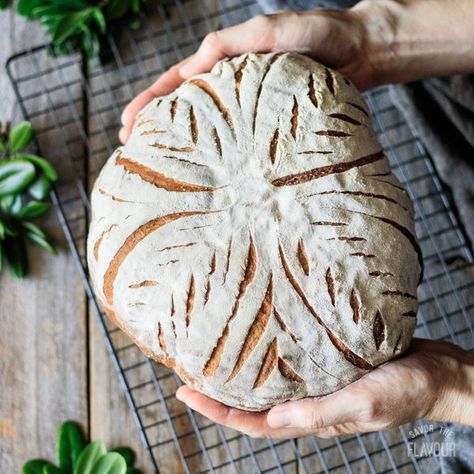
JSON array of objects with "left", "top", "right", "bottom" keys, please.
[{"left": 88, "top": 53, "right": 422, "bottom": 411}]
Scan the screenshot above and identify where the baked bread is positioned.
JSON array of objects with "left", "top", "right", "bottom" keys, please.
[{"left": 87, "top": 53, "right": 421, "bottom": 411}]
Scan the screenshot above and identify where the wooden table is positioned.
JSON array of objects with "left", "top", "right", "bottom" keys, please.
[{"left": 0, "top": 10, "right": 155, "bottom": 473}]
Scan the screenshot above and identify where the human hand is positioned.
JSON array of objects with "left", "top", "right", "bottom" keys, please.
[
  {"left": 119, "top": 7, "right": 372, "bottom": 143},
  {"left": 120, "top": 0, "right": 474, "bottom": 143},
  {"left": 176, "top": 338, "right": 474, "bottom": 439}
]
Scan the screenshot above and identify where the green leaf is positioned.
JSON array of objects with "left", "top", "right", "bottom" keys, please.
[
  {"left": 32, "top": 2, "right": 87, "bottom": 17},
  {"left": 52, "top": 8, "right": 95, "bottom": 45},
  {"left": 105, "top": 0, "right": 130, "bottom": 20},
  {"left": 77, "top": 20, "right": 92, "bottom": 36},
  {"left": 17, "top": 0, "right": 43, "bottom": 17},
  {"left": 57, "top": 420, "right": 86, "bottom": 472},
  {"left": 111, "top": 448, "right": 135, "bottom": 467},
  {"left": 42, "top": 465, "right": 63, "bottom": 474},
  {"left": 131, "top": 0, "right": 141, "bottom": 13},
  {"left": 32, "top": 5, "right": 70, "bottom": 17},
  {"left": 40, "top": 14, "right": 64, "bottom": 29},
  {"left": 9, "top": 121, "right": 33, "bottom": 152},
  {"left": 25, "top": 230, "right": 56, "bottom": 255},
  {"left": 19, "top": 154, "right": 57, "bottom": 181},
  {"left": 82, "top": 32, "right": 101, "bottom": 65},
  {"left": 0, "top": 219, "right": 15, "bottom": 240},
  {"left": 74, "top": 441, "right": 107, "bottom": 474},
  {"left": 0, "top": 159, "right": 36, "bottom": 196},
  {"left": 64, "top": 0, "right": 90, "bottom": 8},
  {"left": 21, "top": 221, "right": 46, "bottom": 238},
  {"left": 128, "top": 18, "right": 141, "bottom": 31},
  {"left": 28, "top": 174, "right": 52, "bottom": 200},
  {"left": 91, "top": 453, "right": 127, "bottom": 474},
  {"left": 0, "top": 219, "right": 16, "bottom": 238},
  {"left": 92, "top": 8, "right": 106, "bottom": 34},
  {"left": 0, "top": 0, "right": 10, "bottom": 10},
  {"left": 0, "top": 219, "right": 6, "bottom": 240},
  {"left": 5, "top": 224, "right": 16, "bottom": 237},
  {"left": 1, "top": 193, "right": 23, "bottom": 216},
  {"left": 55, "top": 0, "right": 90, "bottom": 9},
  {"left": 18, "top": 200, "right": 50, "bottom": 219},
  {"left": 0, "top": 137, "right": 5, "bottom": 151},
  {"left": 22, "top": 459, "right": 49, "bottom": 474},
  {"left": 5, "top": 235, "right": 27, "bottom": 278}
]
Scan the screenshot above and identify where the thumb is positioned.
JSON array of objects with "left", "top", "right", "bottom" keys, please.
[
  {"left": 267, "top": 387, "right": 366, "bottom": 429},
  {"left": 179, "top": 16, "right": 276, "bottom": 77}
]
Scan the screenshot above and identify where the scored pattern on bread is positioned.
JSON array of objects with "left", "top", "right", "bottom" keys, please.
[
  {"left": 346, "top": 101, "right": 369, "bottom": 117},
  {"left": 128, "top": 280, "right": 159, "bottom": 288},
  {"left": 234, "top": 54, "right": 249, "bottom": 106},
  {"left": 203, "top": 235, "right": 257, "bottom": 377},
  {"left": 115, "top": 152, "right": 220, "bottom": 192},
  {"left": 350, "top": 289, "right": 360, "bottom": 324},
  {"left": 227, "top": 275, "right": 273, "bottom": 382},
  {"left": 309, "top": 190, "right": 408, "bottom": 211},
  {"left": 278, "top": 242, "right": 374, "bottom": 371},
  {"left": 87, "top": 53, "right": 421, "bottom": 410},
  {"left": 185, "top": 274, "right": 195, "bottom": 328},
  {"left": 253, "top": 338, "right": 278, "bottom": 389},
  {"left": 204, "top": 252, "right": 216, "bottom": 305},
  {"left": 325, "top": 267, "right": 336, "bottom": 306},
  {"left": 329, "top": 113, "right": 362, "bottom": 126},
  {"left": 297, "top": 239, "right": 310, "bottom": 276},
  {"left": 271, "top": 151, "right": 384, "bottom": 187},
  {"left": 373, "top": 312, "right": 385, "bottom": 350},
  {"left": 325, "top": 68, "right": 335, "bottom": 95}
]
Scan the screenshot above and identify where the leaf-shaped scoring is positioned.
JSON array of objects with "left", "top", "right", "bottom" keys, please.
[{"left": 88, "top": 53, "right": 420, "bottom": 409}]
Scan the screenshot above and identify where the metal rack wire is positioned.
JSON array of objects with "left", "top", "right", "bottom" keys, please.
[{"left": 6, "top": 0, "right": 474, "bottom": 472}]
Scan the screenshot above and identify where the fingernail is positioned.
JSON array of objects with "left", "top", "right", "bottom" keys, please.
[
  {"left": 176, "top": 388, "right": 186, "bottom": 402},
  {"left": 267, "top": 408, "right": 292, "bottom": 428}
]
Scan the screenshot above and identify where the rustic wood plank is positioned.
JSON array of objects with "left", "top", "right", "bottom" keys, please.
[
  {"left": 0, "top": 9, "right": 21, "bottom": 118},
  {"left": 0, "top": 11, "right": 88, "bottom": 472},
  {"left": 89, "top": 316, "right": 157, "bottom": 473},
  {"left": 0, "top": 230, "right": 88, "bottom": 472}
]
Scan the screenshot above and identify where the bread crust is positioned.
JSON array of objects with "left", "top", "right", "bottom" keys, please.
[{"left": 87, "top": 53, "right": 420, "bottom": 410}]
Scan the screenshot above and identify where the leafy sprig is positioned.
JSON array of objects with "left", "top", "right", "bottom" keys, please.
[
  {"left": 22, "top": 421, "right": 141, "bottom": 474},
  {"left": 15, "top": 0, "right": 145, "bottom": 63},
  {"left": 0, "top": 121, "right": 57, "bottom": 277}
]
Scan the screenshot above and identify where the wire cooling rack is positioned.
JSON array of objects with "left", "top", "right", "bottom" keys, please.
[{"left": 6, "top": 0, "right": 474, "bottom": 472}]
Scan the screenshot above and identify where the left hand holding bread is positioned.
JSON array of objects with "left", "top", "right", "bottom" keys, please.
[{"left": 177, "top": 339, "right": 474, "bottom": 439}]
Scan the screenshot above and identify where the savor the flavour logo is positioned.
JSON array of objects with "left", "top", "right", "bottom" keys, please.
[{"left": 407, "top": 424, "right": 456, "bottom": 458}]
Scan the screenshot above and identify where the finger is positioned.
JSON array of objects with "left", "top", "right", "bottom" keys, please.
[
  {"left": 121, "top": 55, "right": 193, "bottom": 126},
  {"left": 118, "top": 127, "right": 128, "bottom": 144},
  {"left": 176, "top": 386, "right": 270, "bottom": 434},
  {"left": 119, "top": 55, "right": 194, "bottom": 143},
  {"left": 179, "top": 15, "right": 276, "bottom": 77},
  {"left": 176, "top": 386, "right": 315, "bottom": 439},
  {"left": 267, "top": 386, "right": 369, "bottom": 430},
  {"left": 120, "top": 14, "right": 279, "bottom": 143}
]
